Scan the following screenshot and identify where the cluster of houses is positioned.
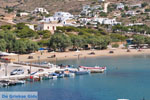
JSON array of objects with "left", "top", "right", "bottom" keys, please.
[
  {"left": 35, "top": 3, "right": 122, "bottom": 33},
  {"left": 18, "top": 1, "right": 148, "bottom": 34}
]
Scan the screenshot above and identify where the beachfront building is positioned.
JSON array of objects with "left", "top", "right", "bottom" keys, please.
[
  {"left": 37, "top": 23, "right": 63, "bottom": 33},
  {"left": 116, "top": 3, "right": 124, "bottom": 10},
  {"left": 33, "top": 7, "right": 49, "bottom": 14}
]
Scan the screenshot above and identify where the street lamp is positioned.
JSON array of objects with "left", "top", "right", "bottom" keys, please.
[{"left": 4, "top": 63, "right": 8, "bottom": 76}]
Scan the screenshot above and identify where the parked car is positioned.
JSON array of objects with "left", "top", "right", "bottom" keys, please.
[
  {"left": 89, "top": 52, "right": 95, "bottom": 55},
  {"left": 10, "top": 69, "right": 24, "bottom": 75},
  {"left": 28, "top": 56, "right": 33, "bottom": 59},
  {"left": 109, "top": 51, "right": 114, "bottom": 54}
]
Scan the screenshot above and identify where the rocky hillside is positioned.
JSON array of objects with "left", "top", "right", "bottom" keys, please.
[
  {"left": 0, "top": 0, "right": 150, "bottom": 14},
  {"left": 0, "top": 0, "right": 94, "bottom": 14}
]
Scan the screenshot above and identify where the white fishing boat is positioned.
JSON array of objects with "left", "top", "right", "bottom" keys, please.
[{"left": 79, "top": 66, "right": 106, "bottom": 73}]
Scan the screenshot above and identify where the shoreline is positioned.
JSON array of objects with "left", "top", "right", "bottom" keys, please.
[{"left": 3, "top": 48, "right": 150, "bottom": 63}]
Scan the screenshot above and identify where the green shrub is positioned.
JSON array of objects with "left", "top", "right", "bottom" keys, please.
[{"left": 112, "top": 44, "right": 119, "bottom": 48}]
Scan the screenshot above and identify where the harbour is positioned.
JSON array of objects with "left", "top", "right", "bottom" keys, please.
[{"left": 0, "top": 55, "right": 150, "bottom": 100}]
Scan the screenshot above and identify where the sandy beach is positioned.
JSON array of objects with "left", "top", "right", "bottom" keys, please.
[{"left": 3, "top": 48, "right": 150, "bottom": 63}]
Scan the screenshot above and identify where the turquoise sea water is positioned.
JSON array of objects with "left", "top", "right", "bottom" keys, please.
[{"left": 1, "top": 55, "right": 150, "bottom": 100}]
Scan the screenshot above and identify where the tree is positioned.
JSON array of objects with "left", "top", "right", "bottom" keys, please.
[
  {"left": 87, "top": 36, "right": 99, "bottom": 49},
  {"left": 14, "top": 39, "right": 39, "bottom": 54},
  {"left": 132, "top": 35, "right": 145, "bottom": 48},
  {"left": 0, "top": 39, "right": 6, "bottom": 51},
  {"left": 38, "top": 40, "right": 49, "bottom": 47},
  {"left": 4, "top": 32, "right": 16, "bottom": 52},
  {"left": 124, "top": 6, "right": 129, "bottom": 11},
  {"left": 48, "top": 33, "right": 71, "bottom": 51},
  {"left": 43, "top": 32, "right": 51, "bottom": 39},
  {"left": 145, "top": 37, "right": 150, "bottom": 46},
  {"left": 14, "top": 39, "right": 27, "bottom": 54},
  {"left": 101, "top": 36, "right": 111, "bottom": 49},
  {"left": 0, "top": 25, "right": 12, "bottom": 30},
  {"left": 70, "top": 35, "right": 86, "bottom": 50},
  {"left": 110, "top": 34, "right": 127, "bottom": 42},
  {"left": 142, "top": 2, "right": 148, "bottom": 8},
  {"left": 25, "top": 39, "right": 39, "bottom": 53},
  {"left": 15, "top": 23, "right": 37, "bottom": 38}
]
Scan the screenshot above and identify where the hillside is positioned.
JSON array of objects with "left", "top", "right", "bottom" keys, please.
[
  {"left": 0, "top": 0, "right": 150, "bottom": 14},
  {"left": 0, "top": 0, "right": 94, "bottom": 14}
]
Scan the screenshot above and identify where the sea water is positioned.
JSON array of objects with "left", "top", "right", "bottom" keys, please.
[{"left": 0, "top": 55, "right": 150, "bottom": 100}]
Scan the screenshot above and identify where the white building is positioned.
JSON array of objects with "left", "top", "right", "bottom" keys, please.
[
  {"left": 92, "top": 18, "right": 121, "bottom": 25},
  {"left": 83, "top": 5, "right": 91, "bottom": 11},
  {"left": 127, "top": 23, "right": 144, "bottom": 26},
  {"left": 37, "top": 23, "right": 63, "bottom": 33},
  {"left": 53, "top": 12, "right": 74, "bottom": 21},
  {"left": 79, "top": 18, "right": 92, "bottom": 25},
  {"left": 130, "top": 4, "right": 141, "bottom": 8},
  {"left": 26, "top": 24, "right": 35, "bottom": 30},
  {"left": 126, "top": 11, "right": 136, "bottom": 16},
  {"left": 41, "top": 17, "right": 59, "bottom": 23},
  {"left": 98, "top": 0, "right": 105, "bottom": 2},
  {"left": 40, "top": 12, "right": 74, "bottom": 23},
  {"left": 33, "top": 7, "right": 49, "bottom": 14},
  {"left": 19, "top": 12, "right": 29, "bottom": 16},
  {"left": 117, "top": 3, "right": 124, "bottom": 10},
  {"left": 91, "top": 5, "right": 102, "bottom": 10}
]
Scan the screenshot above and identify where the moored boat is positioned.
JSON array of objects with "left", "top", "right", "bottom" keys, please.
[
  {"left": 74, "top": 68, "right": 90, "bottom": 75},
  {"left": 79, "top": 66, "right": 106, "bottom": 70},
  {"left": 79, "top": 66, "right": 106, "bottom": 73}
]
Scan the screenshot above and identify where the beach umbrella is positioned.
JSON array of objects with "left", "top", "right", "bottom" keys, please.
[
  {"left": 0, "top": 52, "right": 10, "bottom": 56},
  {"left": 75, "top": 49, "right": 80, "bottom": 52},
  {"left": 9, "top": 53, "right": 18, "bottom": 55}
]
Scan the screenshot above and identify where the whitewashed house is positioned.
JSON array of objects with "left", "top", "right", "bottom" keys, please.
[
  {"left": 19, "top": 12, "right": 29, "bottom": 16},
  {"left": 26, "top": 24, "right": 35, "bottom": 30},
  {"left": 79, "top": 18, "right": 92, "bottom": 25},
  {"left": 92, "top": 18, "right": 121, "bottom": 25},
  {"left": 81, "top": 5, "right": 91, "bottom": 16},
  {"left": 126, "top": 11, "right": 136, "bottom": 16},
  {"left": 33, "top": 8, "right": 49, "bottom": 14},
  {"left": 41, "top": 17, "right": 59, "bottom": 23},
  {"left": 91, "top": 5, "right": 102, "bottom": 10},
  {"left": 117, "top": 3, "right": 124, "bottom": 10},
  {"left": 83, "top": 5, "right": 91, "bottom": 11},
  {"left": 98, "top": 0, "right": 105, "bottom": 2},
  {"left": 37, "top": 23, "right": 63, "bottom": 33},
  {"left": 53, "top": 12, "right": 74, "bottom": 21},
  {"left": 130, "top": 4, "right": 142, "bottom": 8},
  {"left": 41, "top": 12, "right": 74, "bottom": 23},
  {"left": 127, "top": 23, "right": 144, "bottom": 26}
]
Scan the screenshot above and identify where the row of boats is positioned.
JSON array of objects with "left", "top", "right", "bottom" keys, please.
[
  {"left": 27, "top": 65, "right": 107, "bottom": 81},
  {"left": 0, "top": 65, "right": 107, "bottom": 87},
  {"left": 0, "top": 80, "right": 25, "bottom": 87}
]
